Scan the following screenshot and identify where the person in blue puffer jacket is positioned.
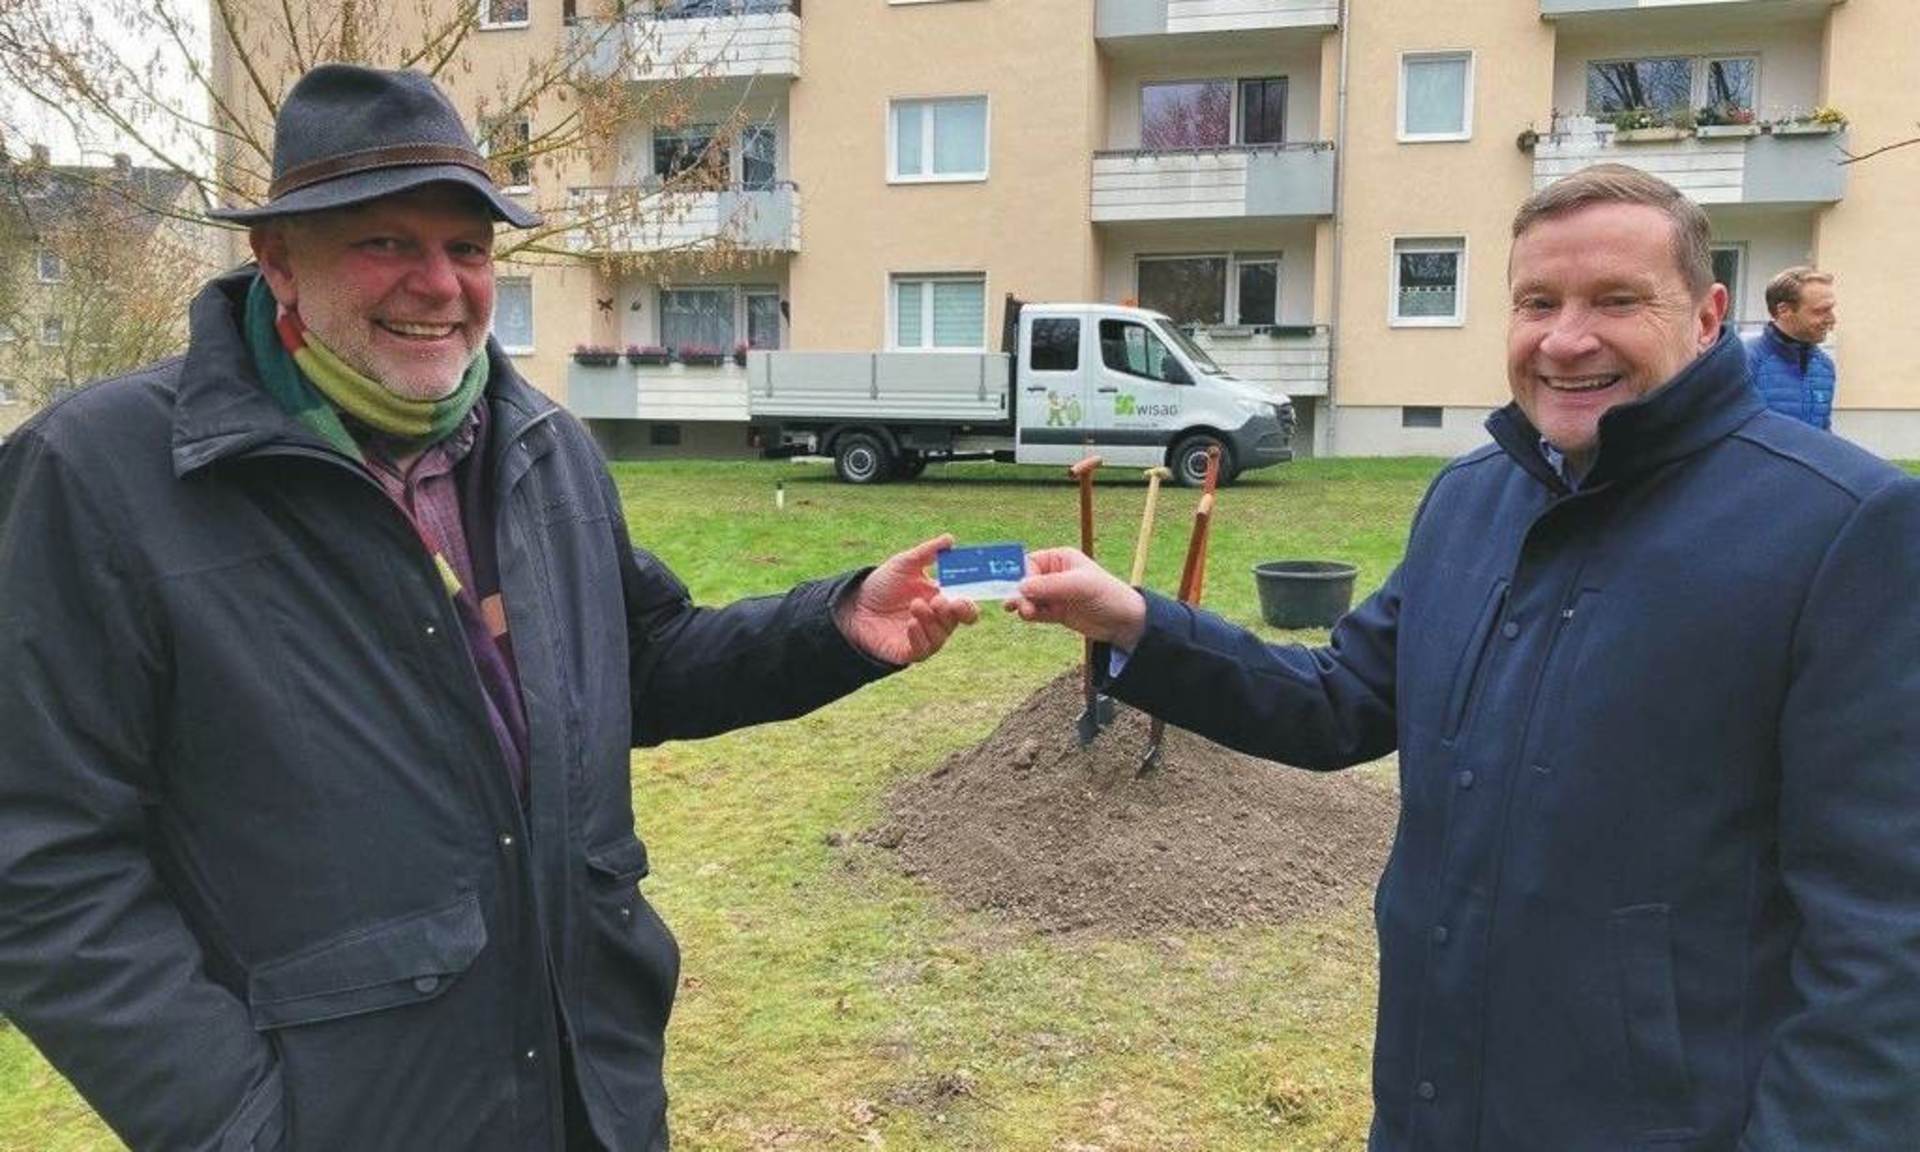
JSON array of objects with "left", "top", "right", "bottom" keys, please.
[{"left": 1746, "top": 266, "right": 1838, "bottom": 430}]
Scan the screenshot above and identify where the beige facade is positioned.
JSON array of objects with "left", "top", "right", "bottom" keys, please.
[{"left": 210, "top": 0, "right": 1920, "bottom": 459}]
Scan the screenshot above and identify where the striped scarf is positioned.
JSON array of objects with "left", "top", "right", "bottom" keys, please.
[{"left": 242, "top": 273, "right": 488, "bottom": 463}]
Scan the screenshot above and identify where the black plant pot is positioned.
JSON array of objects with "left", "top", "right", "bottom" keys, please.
[{"left": 1253, "top": 561, "right": 1358, "bottom": 629}]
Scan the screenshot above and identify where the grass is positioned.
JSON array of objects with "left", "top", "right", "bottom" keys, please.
[{"left": 1, "top": 456, "right": 1442, "bottom": 1150}]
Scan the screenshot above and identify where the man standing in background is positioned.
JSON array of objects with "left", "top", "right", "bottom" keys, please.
[{"left": 1747, "top": 266, "right": 1838, "bottom": 430}]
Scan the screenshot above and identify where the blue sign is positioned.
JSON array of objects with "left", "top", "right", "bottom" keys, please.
[{"left": 936, "top": 543, "right": 1028, "bottom": 601}]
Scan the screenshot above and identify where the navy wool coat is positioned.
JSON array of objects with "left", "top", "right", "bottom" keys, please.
[
  {"left": 1107, "top": 331, "right": 1920, "bottom": 1150},
  {"left": 0, "top": 271, "right": 894, "bottom": 1151}
]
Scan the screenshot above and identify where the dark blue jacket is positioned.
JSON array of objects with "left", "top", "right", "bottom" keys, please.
[
  {"left": 0, "top": 271, "right": 894, "bottom": 1151},
  {"left": 1108, "top": 331, "right": 1920, "bottom": 1150},
  {"left": 1746, "top": 323, "right": 1836, "bottom": 431}
]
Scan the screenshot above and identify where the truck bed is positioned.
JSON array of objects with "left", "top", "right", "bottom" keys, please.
[{"left": 747, "top": 351, "right": 1010, "bottom": 424}]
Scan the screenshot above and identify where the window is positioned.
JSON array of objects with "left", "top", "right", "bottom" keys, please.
[
  {"left": 1029, "top": 318, "right": 1080, "bottom": 372},
  {"left": 1711, "top": 245, "right": 1744, "bottom": 319},
  {"left": 654, "top": 125, "right": 726, "bottom": 183},
  {"left": 890, "top": 97, "right": 988, "bottom": 181},
  {"left": 1587, "top": 56, "right": 1756, "bottom": 116},
  {"left": 660, "top": 288, "right": 735, "bottom": 352},
  {"left": 1099, "top": 319, "right": 1185, "bottom": 384},
  {"left": 742, "top": 126, "right": 777, "bottom": 191},
  {"left": 1141, "top": 81, "right": 1232, "bottom": 150},
  {"left": 1136, "top": 253, "right": 1281, "bottom": 327},
  {"left": 480, "top": 118, "right": 532, "bottom": 192},
  {"left": 745, "top": 290, "right": 781, "bottom": 350},
  {"left": 480, "top": 0, "right": 529, "bottom": 29},
  {"left": 1391, "top": 238, "right": 1467, "bottom": 327},
  {"left": 0, "top": 379, "right": 14, "bottom": 405},
  {"left": 1237, "top": 78, "right": 1287, "bottom": 145},
  {"left": 1400, "top": 52, "right": 1473, "bottom": 141},
  {"left": 1402, "top": 406, "right": 1444, "bottom": 429},
  {"left": 40, "top": 316, "right": 63, "bottom": 345},
  {"left": 493, "top": 277, "right": 534, "bottom": 353},
  {"left": 892, "top": 275, "right": 986, "bottom": 350},
  {"left": 36, "top": 248, "right": 63, "bottom": 283}
]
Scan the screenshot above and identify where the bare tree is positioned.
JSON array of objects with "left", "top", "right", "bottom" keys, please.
[{"left": 0, "top": 0, "right": 786, "bottom": 274}]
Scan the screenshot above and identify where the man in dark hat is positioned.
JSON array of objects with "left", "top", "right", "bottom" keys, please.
[{"left": 0, "top": 64, "right": 975, "bottom": 1152}]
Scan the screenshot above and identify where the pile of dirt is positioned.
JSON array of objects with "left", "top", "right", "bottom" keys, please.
[{"left": 869, "top": 670, "right": 1398, "bottom": 936}]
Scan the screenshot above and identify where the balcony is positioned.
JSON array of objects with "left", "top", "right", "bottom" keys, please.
[
  {"left": 1542, "top": 0, "right": 1839, "bottom": 17},
  {"left": 568, "top": 360, "right": 749, "bottom": 423},
  {"left": 1091, "top": 143, "right": 1335, "bottom": 224},
  {"left": 566, "top": 182, "right": 802, "bottom": 256},
  {"left": 1189, "top": 325, "right": 1331, "bottom": 398},
  {"left": 1532, "top": 122, "right": 1848, "bottom": 206},
  {"left": 1097, "top": 0, "right": 1339, "bottom": 39},
  {"left": 582, "top": 2, "right": 801, "bottom": 85}
]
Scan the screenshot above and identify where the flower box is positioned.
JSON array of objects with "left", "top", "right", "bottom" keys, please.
[
  {"left": 1613, "top": 127, "right": 1688, "bottom": 144},
  {"left": 1771, "top": 121, "right": 1842, "bottom": 136},
  {"left": 573, "top": 350, "right": 620, "bottom": 367},
  {"left": 1696, "top": 124, "right": 1761, "bottom": 139},
  {"left": 679, "top": 353, "right": 727, "bottom": 368},
  {"left": 626, "top": 346, "right": 671, "bottom": 366}
]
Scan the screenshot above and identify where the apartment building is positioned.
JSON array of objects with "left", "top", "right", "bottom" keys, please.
[{"left": 211, "top": 0, "right": 1919, "bottom": 460}]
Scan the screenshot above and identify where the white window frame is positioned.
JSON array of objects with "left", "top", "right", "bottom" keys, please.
[
  {"left": 1134, "top": 252, "right": 1284, "bottom": 328},
  {"left": 1389, "top": 236, "right": 1469, "bottom": 329},
  {"left": 480, "top": 118, "right": 533, "bottom": 194},
  {"left": 887, "top": 96, "right": 990, "bottom": 184},
  {"left": 888, "top": 273, "right": 988, "bottom": 352},
  {"left": 36, "top": 248, "right": 64, "bottom": 283},
  {"left": 1398, "top": 51, "right": 1475, "bottom": 143},
  {"left": 478, "top": 0, "right": 530, "bottom": 31},
  {"left": 1584, "top": 54, "right": 1762, "bottom": 116},
  {"left": 494, "top": 275, "right": 535, "bottom": 355}
]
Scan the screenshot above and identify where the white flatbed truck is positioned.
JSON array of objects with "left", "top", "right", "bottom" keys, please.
[{"left": 746, "top": 299, "right": 1295, "bottom": 485}]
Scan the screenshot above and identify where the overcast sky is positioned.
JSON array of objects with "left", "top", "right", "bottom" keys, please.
[{"left": 7, "top": 0, "right": 211, "bottom": 171}]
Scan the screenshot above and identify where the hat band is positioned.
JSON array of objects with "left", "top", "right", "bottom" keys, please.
[{"left": 269, "top": 143, "right": 493, "bottom": 201}]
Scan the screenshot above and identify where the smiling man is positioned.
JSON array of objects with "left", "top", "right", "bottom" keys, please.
[
  {"left": 1747, "top": 266, "right": 1839, "bottom": 430},
  {"left": 1007, "top": 164, "right": 1920, "bottom": 1149},
  {"left": 0, "top": 65, "right": 975, "bottom": 1152}
]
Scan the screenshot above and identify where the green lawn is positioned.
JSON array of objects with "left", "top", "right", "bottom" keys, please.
[{"left": 0, "top": 456, "right": 1496, "bottom": 1149}]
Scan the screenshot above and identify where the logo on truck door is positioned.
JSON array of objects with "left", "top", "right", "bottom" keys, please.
[
  {"left": 1045, "top": 392, "right": 1084, "bottom": 427},
  {"left": 1114, "top": 392, "right": 1180, "bottom": 419}
]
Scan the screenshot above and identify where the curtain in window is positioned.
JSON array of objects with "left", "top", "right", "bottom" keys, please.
[
  {"left": 1398, "top": 249, "right": 1460, "bottom": 318},
  {"left": 931, "top": 281, "right": 985, "bottom": 347},
  {"left": 493, "top": 280, "right": 534, "bottom": 349},
  {"left": 743, "top": 127, "right": 777, "bottom": 190},
  {"left": 893, "top": 104, "right": 925, "bottom": 177},
  {"left": 661, "top": 288, "right": 735, "bottom": 352},
  {"left": 1404, "top": 56, "right": 1468, "bottom": 135},
  {"left": 895, "top": 281, "right": 924, "bottom": 346},
  {"left": 746, "top": 292, "right": 781, "bottom": 348},
  {"left": 931, "top": 100, "right": 986, "bottom": 174}
]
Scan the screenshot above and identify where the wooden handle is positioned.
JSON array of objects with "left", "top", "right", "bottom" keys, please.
[
  {"left": 1175, "top": 494, "right": 1214, "bottom": 604},
  {"left": 1200, "top": 445, "right": 1222, "bottom": 498},
  {"left": 1068, "top": 456, "right": 1104, "bottom": 479},
  {"left": 1129, "top": 490, "right": 1159, "bottom": 586}
]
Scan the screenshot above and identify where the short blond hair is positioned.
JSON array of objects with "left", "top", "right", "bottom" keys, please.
[
  {"left": 1510, "top": 164, "right": 1714, "bottom": 298},
  {"left": 1765, "top": 267, "right": 1835, "bottom": 316}
]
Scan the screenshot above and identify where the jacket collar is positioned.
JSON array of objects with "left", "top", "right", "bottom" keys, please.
[
  {"left": 1486, "top": 327, "right": 1762, "bottom": 494},
  {"left": 172, "top": 267, "right": 557, "bottom": 478}
]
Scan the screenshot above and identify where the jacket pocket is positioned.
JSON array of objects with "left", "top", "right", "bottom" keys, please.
[
  {"left": 246, "top": 892, "right": 487, "bottom": 1030},
  {"left": 1441, "top": 579, "right": 1509, "bottom": 744},
  {"left": 1608, "top": 904, "right": 1697, "bottom": 1142},
  {"left": 586, "top": 836, "right": 650, "bottom": 885}
]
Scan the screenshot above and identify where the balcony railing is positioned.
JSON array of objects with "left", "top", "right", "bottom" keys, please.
[
  {"left": 568, "top": 359, "right": 750, "bottom": 423},
  {"left": 1097, "top": 0, "right": 1339, "bottom": 38},
  {"left": 1185, "top": 324, "right": 1331, "bottom": 398},
  {"left": 1542, "top": 0, "right": 1838, "bottom": 17},
  {"left": 566, "top": 181, "right": 802, "bottom": 255},
  {"left": 1531, "top": 121, "right": 1847, "bottom": 206},
  {"left": 579, "top": 2, "right": 801, "bottom": 84},
  {"left": 1091, "top": 142, "right": 1335, "bottom": 223}
]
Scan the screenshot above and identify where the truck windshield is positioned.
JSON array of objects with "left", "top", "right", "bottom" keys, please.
[{"left": 1155, "top": 322, "right": 1225, "bottom": 375}]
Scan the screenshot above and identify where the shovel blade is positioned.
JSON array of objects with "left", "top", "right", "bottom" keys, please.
[{"left": 1076, "top": 707, "right": 1100, "bottom": 746}]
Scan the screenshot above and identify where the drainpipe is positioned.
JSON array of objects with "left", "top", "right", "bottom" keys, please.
[{"left": 1324, "top": 0, "right": 1353, "bottom": 457}]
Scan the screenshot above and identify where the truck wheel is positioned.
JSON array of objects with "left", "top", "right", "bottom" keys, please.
[
  {"left": 833, "top": 432, "right": 893, "bottom": 484},
  {"left": 893, "top": 452, "right": 928, "bottom": 480},
  {"left": 1171, "top": 435, "right": 1233, "bottom": 488}
]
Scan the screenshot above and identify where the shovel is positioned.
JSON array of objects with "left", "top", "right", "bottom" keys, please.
[
  {"left": 1070, "top": 455, "right": 1115, "bottom": 745},
  {"left": 1141, "top": 449, "right": 1221, "bottom": 774}
]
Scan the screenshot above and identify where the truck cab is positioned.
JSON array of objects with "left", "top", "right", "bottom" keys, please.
[{"left": 1011, "top": 302, "right": 1294, "bottom": 486}]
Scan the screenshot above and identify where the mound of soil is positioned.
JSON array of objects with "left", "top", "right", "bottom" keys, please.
[{"left": 871, "top": 670, "right": 1397, "bottom": 935}]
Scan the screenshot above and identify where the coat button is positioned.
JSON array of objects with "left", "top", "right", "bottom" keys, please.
[
  {"left": 619, "top": 906, "right": 632, "bottom": 920},
  {"left": 413, "top": 975, "right": 439, "bottom": 993},
  {"left": 1417, "top": 1080, "right": 1437, "bottom": 1101},
  {"left": 1457, "top": 770, "right": 1475, "bottom": 790},
  {"left": 424, "top": 623, "right": 438, "bottom": 638},
  {"left": 499, "top": 833, "right": 515, "bottom": 849},
  {"left": 1431, "top": 925, "right": 1449, "bottom": 945},
  {"left": 524, "top": 1048, "right": 537, "bottom": 1063},
  {"left": 1500, "top": 621, "right": 1520, "bottom": 640}
]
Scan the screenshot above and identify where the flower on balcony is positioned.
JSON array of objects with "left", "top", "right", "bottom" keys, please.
[
  {"left": 573, "top": 344, "right": 621, "bottom": 366},
  {"left": 677, "top": 344, "right": 727, "bottom": 367},
  {"left": 1811, "top": 105, "right": 1849, "bottom": 127},
  {"left": 1696, "top": 103, "right": 1756, "bottom": 128},
  {"left": 733, "top": 342, "right": 750, "bottom": 367},
  {"left": 626, "top": 344, "right": 672, "bottom": 366}
]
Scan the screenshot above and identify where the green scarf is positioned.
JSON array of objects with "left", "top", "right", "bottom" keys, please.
[{"left": 243, "top": 274, "right": 488, "bottom": 461}]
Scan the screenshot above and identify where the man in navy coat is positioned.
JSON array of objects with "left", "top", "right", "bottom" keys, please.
[{"left": 1011, "top": 164, "right": 1920, "bottom": 1150}]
